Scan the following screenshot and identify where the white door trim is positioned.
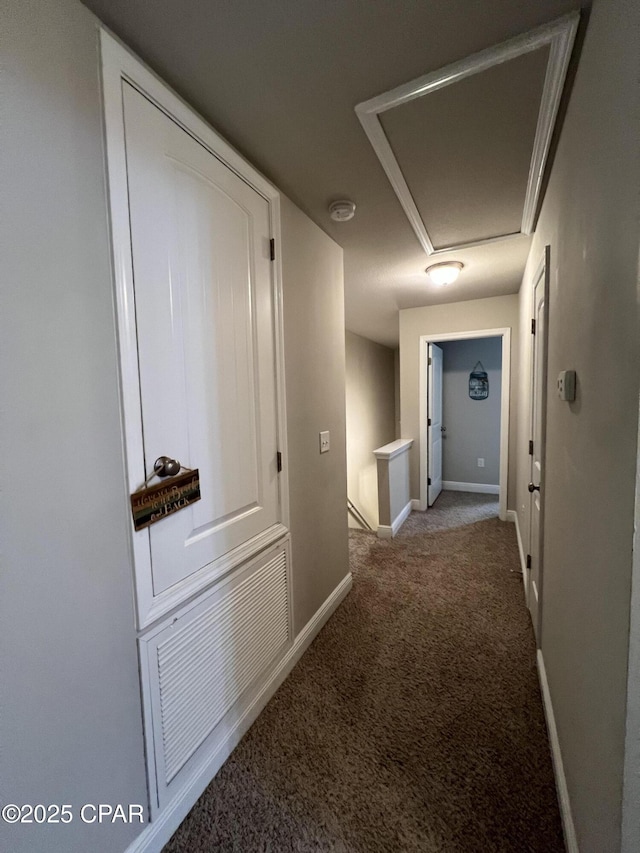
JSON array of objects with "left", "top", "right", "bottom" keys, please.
[
  {"left": 418, "top": 328, "right": 511, "bottom": 520},
  {"left": 99, "top": 30, "right": 290, "bottom": 629}
]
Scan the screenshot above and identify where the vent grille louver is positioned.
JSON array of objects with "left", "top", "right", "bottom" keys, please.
[{"left": 154, "top": 547, "right": 289, "bottom": 784}]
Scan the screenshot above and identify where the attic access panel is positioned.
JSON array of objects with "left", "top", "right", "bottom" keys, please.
[
  {"left": 379, "top": 47, "right": 549, "bottom": 250},
  {"left": 355, "top": 13, "right": 578, "bottom": 256}
]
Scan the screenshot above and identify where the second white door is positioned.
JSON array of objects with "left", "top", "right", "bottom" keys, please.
[
  {"left": 428, "top": 343, "right": 444, "bottom": 506},
  {"left": 527, "top": 248, "right": 550, "bottom": 641}
]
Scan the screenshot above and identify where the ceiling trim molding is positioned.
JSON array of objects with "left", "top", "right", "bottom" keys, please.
[{"left": 355, "top": 12, "right": 579, "bottom": 257}]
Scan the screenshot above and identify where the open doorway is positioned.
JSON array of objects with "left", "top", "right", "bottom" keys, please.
[{"left": 418, "top": 328, "right": 511, "bottom": 521}]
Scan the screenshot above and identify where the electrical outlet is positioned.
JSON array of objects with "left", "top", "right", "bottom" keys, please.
[
  {"left": 477, "top": 458, "right": 485, "bottom": 468},
  {"left": 319, "top": 431, "right": 330, "bottom": 453}
]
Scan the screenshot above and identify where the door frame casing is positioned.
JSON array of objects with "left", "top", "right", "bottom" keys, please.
[
  {"left": 418, "top": 328, "right": 511, "bottom": 520},
  {"left": 100, "top": 30, "right": 290, "bottom": 629}
]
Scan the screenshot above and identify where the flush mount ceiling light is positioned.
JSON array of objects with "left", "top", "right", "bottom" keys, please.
[
  {"left": 426, "top": 261, "right": 464, "bottom": 285},
  {"left": 329, "top": 200, "right": 356, "bottom": 222}
]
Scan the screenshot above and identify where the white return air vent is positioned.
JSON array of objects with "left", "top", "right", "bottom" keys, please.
[{"left": 139, "top": 537, "right": 291, "bottom": 811}]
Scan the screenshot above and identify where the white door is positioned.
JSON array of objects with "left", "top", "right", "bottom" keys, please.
[
  {"left": 527, "top": 247, "right": 550, "bottom": 641},
  {"left": 123, "top": 83, "right": 282, "bottom": 616},
  {"left": 428, "top": 343, "right": 444, "bottom": 506}
]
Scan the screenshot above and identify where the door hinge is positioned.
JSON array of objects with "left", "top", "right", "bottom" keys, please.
[
  {"left": 531, "top": 318, "right": 536, "bottom": 335},
  {"left": 428, "top": 357, "right": 432, "bottom": 365},
  {"left": 428, "top": 477, "right": 432, "bottom": 485},
  {"left": 529, "top": 440, "right": 534, "bottom": 455},
  {"left": 276, "top": 451, "right": 282, "bottom": 473},
  {"left": 270, "top": 238, "right": 275, "bottom": 261},
  {"left": 428, "top": 417, "right": 431, "bottom": 426},
  {"left": 526, "top": 554, "right": 532, "bottom": 569}
]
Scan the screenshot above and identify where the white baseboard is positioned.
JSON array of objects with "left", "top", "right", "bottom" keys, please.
[
  {"left": 443, "top": 481, "right": 500, "bottom": 494},
  {"left": 537, "top": 650, "right": 579, "bottom": 853},
  {"left": 377, "top": 500, "right": 412, "bottom": 539},
  {"left": 124, "top": 572, "right": 353, "bottom": 853},
  {"left": 411, "top": 498, "right": 426, "bottom": 512},
  {"left": 511, "top": 510, "right": 529, "bottom": 604}
]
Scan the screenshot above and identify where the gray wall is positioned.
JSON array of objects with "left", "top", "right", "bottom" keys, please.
[
  {"left": 345, "top": 331, "right": 396, "bottom": 528},
  {"left": 1, "top": 2, "right": 351, "bottom": 849},
  {"left": 399, "top": 294, "right": 519, "bottom": 508},
  {"left": 394, "top": 348, "right": 401, "bottom": 438},
  {"left": 441, "top": 338, "right": 502, "bottom": 486},
  {"left": 281, "top": 197, "right": 350, "bottom": 636},
  {"left": 515, "top": 0, "right": 640, "bottom": 849},
  {"left": 1, "top": 2, "right": 149, "bottom": 851}
]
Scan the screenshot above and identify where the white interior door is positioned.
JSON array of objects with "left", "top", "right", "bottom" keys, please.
[
  {"left": 123, "top": 83, "right": 282, "bottom": 613},
  {"left": 428, "top": 343, "right": 444, "bottom": 506},
  {"left": 527, "top": 247, "right": 550, "bottom": 641}
]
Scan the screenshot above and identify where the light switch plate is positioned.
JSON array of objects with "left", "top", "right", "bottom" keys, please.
[
  {"left": 477, "top": 458, "right": 485, "bottom": 468},
  {"left": 319, "top": 431, "right": 330, "bottom": 453}
]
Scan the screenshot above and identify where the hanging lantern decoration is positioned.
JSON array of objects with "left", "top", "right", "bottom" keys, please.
[{"left": 469, "top": 361, "right": 489, "bottom": 400}]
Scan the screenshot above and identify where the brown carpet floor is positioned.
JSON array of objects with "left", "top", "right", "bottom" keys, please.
[{"left": 163, "top": 493, "right": 565, "bottom": 853}]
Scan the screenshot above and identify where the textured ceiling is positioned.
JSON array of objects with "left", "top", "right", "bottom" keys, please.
[{"left": 82, "top": 0, "right": 582, "bottom": 346}]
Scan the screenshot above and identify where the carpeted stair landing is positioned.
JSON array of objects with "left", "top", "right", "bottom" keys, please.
[{"left": 163, "top": 494, "right": 564, "bottom": 852}]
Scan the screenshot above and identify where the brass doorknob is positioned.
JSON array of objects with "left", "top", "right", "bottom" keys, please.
[
  {"left": 154, "top": 456, "right": 181, "bottom": 478},
  {"left": 528, "top": 482, "right": 540, "bottom": 493}
]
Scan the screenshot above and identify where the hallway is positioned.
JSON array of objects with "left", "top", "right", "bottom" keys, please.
[{"left": 163, "top": 494, "right": 563, "bottom": 853}]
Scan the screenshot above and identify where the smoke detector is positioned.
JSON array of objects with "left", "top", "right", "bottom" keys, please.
[{"left": 329, "top": 200, "right": 356, "bottom": 222}]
